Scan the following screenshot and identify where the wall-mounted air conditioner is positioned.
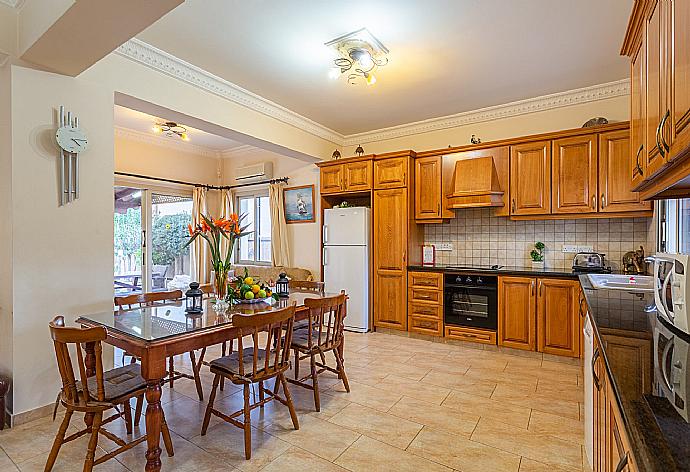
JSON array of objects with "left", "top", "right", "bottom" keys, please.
[{"left": 235, "top": 162, "right": 273, "bottom": 182}]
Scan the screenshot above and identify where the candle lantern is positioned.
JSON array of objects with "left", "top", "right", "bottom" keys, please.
[
  {"left": 185, "top": 282, "right": 204, "bottom": 314},
  {"left": 276, "top": 273, "right": 290, "bottom": 298}
]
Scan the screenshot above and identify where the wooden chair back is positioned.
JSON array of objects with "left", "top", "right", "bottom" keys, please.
[
  {"left": 288, "top": 280, "right": 325, "bottom": 293},
  {"left": 303, "top": 292, "right": 347, "bottom": 350},
  {"left": 234, "top": 304, "right": 296, "bottom": 381},
  {"left": 49, "top": 316, "right": 107, "bottom": 407},
  {"left": 198, "top": 283, "right": 214, "bottom": 297},
  {"left": 115, "top": 289, "right": 183, "bottom": 310}
]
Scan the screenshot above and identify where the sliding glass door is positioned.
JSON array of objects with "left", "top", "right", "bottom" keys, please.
[{"left": 114, "top": 186, "right": 194, "bottom": 295}]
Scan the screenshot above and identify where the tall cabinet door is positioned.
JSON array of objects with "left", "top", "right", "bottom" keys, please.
[
  {"left": 645, "top": 0, "right": 667, "bottom": 176},
  {"left": 498, "top": 276, "right": 536, "bottom": 351},
  {"left": 552, "top": 135, "right": 598, "bottom": 214},
  {"left": 510, "top": 141, "right": 551, "bottom": 216},
  {"left": 599, "top": 130, "right": 652, "bottom": 213},
  {"left": 414, "top": 156, "right": 442, "bottom": 220},
  {"left": 537, "top": 278, "right": 580, "bottom": 357},
  {"left": 669, "top": 0, "right": 690, "bottom": 159},
  {"left": 373, "top": 188, "right": 408, "bottom": 330},
  {"left": 630, "top": 37, "right": 647, "bottom": 187}
]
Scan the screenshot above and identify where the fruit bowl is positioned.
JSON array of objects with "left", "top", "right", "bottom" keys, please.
[
  {"left": 233, "top": 297, "right": 275, "bottom": 305},
  {"left": 226, "top": 268, "right": 278, "bottom": 304}
]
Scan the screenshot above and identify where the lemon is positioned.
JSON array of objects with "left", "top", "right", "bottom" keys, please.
[
  {"left": 243, "top": 277, "right": 254, "bottom": 285},
  {"left": 244, "top": 291, "right": 255, "bottom": 300},
  {"left": 257, "top": 289, "right": 267, "bottom": 298},
  {"left": 251, "top": 284, "right": 260, "bottom": 294}
]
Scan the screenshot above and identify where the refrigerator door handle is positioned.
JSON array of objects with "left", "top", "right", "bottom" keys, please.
[
  {"left": 323, "top": 225, "right": 328, "bottom": 244},
  {"left": 323, "top": 247, "right": 328, "bottom": 265}
]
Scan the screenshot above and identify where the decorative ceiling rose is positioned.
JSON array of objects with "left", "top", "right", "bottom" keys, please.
[
  {"left": 152, "top": 121, "right": 189, "bottom": 141},
  {"left": 325, "top": 28, "right": 388, "bottom": 86}
]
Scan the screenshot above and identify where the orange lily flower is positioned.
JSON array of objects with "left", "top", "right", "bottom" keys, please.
[{"left": 187, "top": 223, "right": 194, "bottom": 236}]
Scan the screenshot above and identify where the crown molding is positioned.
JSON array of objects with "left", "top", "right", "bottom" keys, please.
[
  {"left": 114, "top": 126, "right": 222, "bottom": 159},
  {"left": 115, "top": 39, "right": 344, "bottom": 145},
  {"left": 219, "top": 144, "right": 257, "bottom": 159},
  {"left": 342, "top": 79, "right": 631, "bottom": 146}
]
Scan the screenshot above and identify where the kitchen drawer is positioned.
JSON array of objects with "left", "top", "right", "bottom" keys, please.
[
  {"left": 408, "top": 287, "right": 443, "bottom": 304},
  {"left": 408, "top": 271, "right": 443, "bottom": 290},
  {"left": 408, "top": 314, "right": 443, "bottom": 336},
  {"left": 445, "top": 326, "right": 497, "bottom": 345},
  {"left": 408, "top": 302, "right": 442, "bottom": 319}
]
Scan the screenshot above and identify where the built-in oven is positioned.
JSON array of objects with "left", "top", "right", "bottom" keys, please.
[
  {"left": 654, "top": 314, "right": 690, "bottom": 422},
  {"left": 444, "top": 273, "right": 497, "bottom": 330}
]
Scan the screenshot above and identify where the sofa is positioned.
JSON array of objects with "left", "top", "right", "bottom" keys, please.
[{"left": 229, "top": 265, "right": 314, "bottom": 284}]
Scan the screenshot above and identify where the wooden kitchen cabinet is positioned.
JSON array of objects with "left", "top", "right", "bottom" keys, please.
[
  {"left": 498, "top": 276, "right": 536, "bottom": 351},
  {"left": 319, "top": 160, "right": 372, "bottom": 194},
  {"left": 537, "top": 278, "right": 580, "bottom": 357},
  {"left": 630, "top": 38, "right": 647, "bottom": 188},
  {"left": 599, "top": 130, "right": 652, "bottom": 212},
  {"left": 552, "top": 135, "right": 598, "bottom": 214},
  {"left": 510, "top": 140, "right": 551, "bottom": 216},
  {"left": 605, "top": 381, "right": 639, "bottom": 472},
  {"left": 668, "top": 0, "right": 690, "bottom": 160},
  {"left": 592, "top": 335, "right": 608, "bottom": 472},
  {"left": 600, "top": 331, "right": 652, "bottom": 398},
  {"left": 645, "top": 0, "right": 666, "bottom": 177},
  {"left": 407, "top": 271, "right": 443, "bottom": 337},
  {"left": 320, "top": 165, "right": 344, "bottom": 194},
  {"left": 414, "top": 156, "right": 443, "bottom": 220},
  {"left": 374, "top": 157, "right": 408, "bottom": 189}
]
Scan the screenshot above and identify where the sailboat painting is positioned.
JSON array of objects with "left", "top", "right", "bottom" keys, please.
[{"left": 284, "top": 185, "right": 315, "bottom": 223}]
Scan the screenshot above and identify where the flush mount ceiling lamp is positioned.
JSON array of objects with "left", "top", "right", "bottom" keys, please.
[
  {"left": 152, "top": 121, "right": 189, "bottom": 141},
  {"left": 325, "top": 27, "right": 389, "bottom": 85}
]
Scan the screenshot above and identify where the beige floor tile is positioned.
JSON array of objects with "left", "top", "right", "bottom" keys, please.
[
  {"left": 336, "top": 365, "right": 388, "bottom": 387},
  {"left": 387, "top": 396, "right": 479, "bottom": 437},
  {"left": 334, "top": 435, "right": 452, "bottom": 472},
  {"left": 422, "top": 370, "right": 497, "bottom": 397},
  {"left": 464, "top": 367, "right": 540, "bottom": 389},
  {"left": 263, "top": 415, "right": 359, "bottom": 461},
  {"left": 190, "top": 421, "right": 290, "bottom": 472},
  {"left": 519, "top": 457, "right": 583, "bottom": 472},
  {"left": 160, "top": 396, "right": 220, "bottom": 440},
  {"left": 362, "top": 360, "right": 432, "bottom": 381},
  {"left": 492, "top": 385, "right": 580, "bottom": 420},
  {"left": 328, "top": 380, "right": 402, "bottom": 412},
  {"left": 471, "top": 418, "right": 582, "bottom": 469},
  {"left": 504, "top": 364, "right": 579, "bottom": 385},
  {"left": 528, "top": 410, "right": 584, "bottom": 446},
  {"left": 0, "top": 448, "right": 18, "bottom": 471},
  {"left": 407, "top": 353, "right": 470, "bottom": 374},
  {"left": 407, "top": 427, "right": 521, "bottom": 472},
  {"left": 536, "top": 379, "right": 585, "bottom": 403},
  {"left": 373, "top": 375, "right": 451, "bottom": 405},
  {"left": 442, "top": 390, "right": 532, "bottom": 428},
  {"left": 327, "top": 403, "right": 422, "bottom": 450},
  {"left": 16, "top": 435, "right": 128, "bottom": 472},
  {"left": 0, "top": 415, "right": 78, "bottom": 464},
  {"left": 260, "top": 446, "right": 348, "bottom": 472}
]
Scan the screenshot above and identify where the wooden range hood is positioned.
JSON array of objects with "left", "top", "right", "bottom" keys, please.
[{"left": 446, "top": 156, "right": 504, "bottom": 209}]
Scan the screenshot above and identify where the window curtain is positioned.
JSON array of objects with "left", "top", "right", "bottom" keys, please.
[
  {"left": 191, "top": 187, "right": 208, "bottom": 283},
  {"left": 220, "top": 188, "right": 235, "bottom": 262},
  {"left": 268, "top": 183, "right": 290, "bottom": 267}
]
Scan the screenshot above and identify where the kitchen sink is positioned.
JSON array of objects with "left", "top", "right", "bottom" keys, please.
[{"left": 586, "top": 274, "right": 655, "bottom": 292}]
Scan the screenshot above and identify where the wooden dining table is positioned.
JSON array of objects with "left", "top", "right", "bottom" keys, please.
[{"left": 76, "top": 292, "right": 344, "bottom": 471}]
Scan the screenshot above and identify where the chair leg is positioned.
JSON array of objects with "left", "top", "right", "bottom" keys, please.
[
  {"left": 310, "top": 352, "right": 320, "bottom": 412},
  {"left": 201, "top": 374, "right": 220, "bottom": 436},
  {"left": 188, "top": 350, "right": 204, "bottom": 401},
  {"left": 279, "top": 373, "right": 299, "bottom": 431},
  {"left": 259, "top": 381, "right": 265, "bottom": 407},
  {"left": 160, "top": 412, "right": 175, "bottom": 457},
  {"left": 198, "top": 347, "right": 206, "bottom": 367},
  {"left": 242, "top": 383, "right": 252, "bottom": 460},
  {"left": 134, "top": 395, "right": 144, "bottom": 426},
  {"left": 293, "top": 349, "right": 300, "bottom": 380},
  {"left": 123, "top": 400, "right": 133, "bottom": 434},
  {"left": 334, "top": 349, "right": 350, "bottom": 393},
  {"left": 168, "top": 357, "right": 175, "bottom": 388},
  {"left": 45, "top": 408, "right": 73, "bottom": 472},
  {"left": 221, "top": 341, "right": 227, "bottom": 357},
  {"left": 83, "top": 411, "right": 102, "bottom": 472}
]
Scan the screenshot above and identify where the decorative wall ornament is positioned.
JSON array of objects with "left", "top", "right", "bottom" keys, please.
[
  {"left": 470, "top": 135, "right": 481, "bottom": 144},
  {"left": 332, "top": 149, "right": 341, "bottom": 160},
  {"left": 283, "top": 185, "right": 315, "bottom": 224},
  {"left": 355, "top": 145, "right": 364, "bottom": 156},
  {"left": 582, "top": 117, "right": 609, "bottom": 127},
  {"left": 56, "top": 106, "right": 88, "bottom": 206}
]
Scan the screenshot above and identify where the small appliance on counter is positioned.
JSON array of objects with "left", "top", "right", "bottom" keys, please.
[{"left": 572, "top": 252, "right": 612, "bottom": 273}]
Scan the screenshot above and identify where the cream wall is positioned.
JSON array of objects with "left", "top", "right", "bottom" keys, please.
[
  {"left": 342, "top": 95, "right": 629, "bottom": 155},
  {"left": 7, "top": 65, "right": 115, "bottom": 415},
  {"left": 222, "top": 151, "right": 322, "bottom": 278}
]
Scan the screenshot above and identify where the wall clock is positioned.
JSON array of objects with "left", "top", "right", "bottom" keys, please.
[{"left": 56, "top": 106, "right": 88, "bottom": 205}]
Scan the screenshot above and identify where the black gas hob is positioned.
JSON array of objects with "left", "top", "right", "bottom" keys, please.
[{"left": 445, "top": 265, "right": 504, "bottom": 271}]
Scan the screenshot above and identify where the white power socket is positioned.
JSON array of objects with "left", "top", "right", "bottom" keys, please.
[
  {"left": 562, "top": 245, "right": 578, "bottom": 253},
  {"left": 436, "top": 243, "right": 454, "bottom": 251},
  {"left": 577, "top": 245, "right": 594, "bottom": 252}
]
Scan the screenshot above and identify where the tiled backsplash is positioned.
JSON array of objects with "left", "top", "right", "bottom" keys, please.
[{"left": 423, "top": 208, "right": 656, "bottom": 271}]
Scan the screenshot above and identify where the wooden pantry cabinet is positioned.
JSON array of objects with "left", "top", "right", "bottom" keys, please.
[{"left": 498, "top": 276, "right": 580, "bottom": 357}]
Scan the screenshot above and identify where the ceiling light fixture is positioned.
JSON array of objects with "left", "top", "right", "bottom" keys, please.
[
  {"left": 325, "top": 28, "right": 388, "bottom": 86},
  {"left": 152, "top": 121, "right": 190, "bottom": 141}
]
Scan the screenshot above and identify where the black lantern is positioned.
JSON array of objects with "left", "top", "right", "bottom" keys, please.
[
  {"left": 276, "top": 273, "right": 289, "bottom": 298},
  {"left": 185, "top": 282, "right": 204, "bottom": 314}
]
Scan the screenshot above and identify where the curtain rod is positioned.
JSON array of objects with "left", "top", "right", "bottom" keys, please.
[{"left": 114, "top": 171, "right": 289, "bottom": 190}]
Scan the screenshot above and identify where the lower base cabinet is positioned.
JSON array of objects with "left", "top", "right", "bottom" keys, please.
[
  {"left": 374, "top": 269, "right": 407, "bottom": 330},
  {"left": 408, "top": 271, "right": 443, "bottom": 336}
]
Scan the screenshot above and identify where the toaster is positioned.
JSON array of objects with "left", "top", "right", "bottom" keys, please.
[{"left": 572, "top": 252, "right": 612, "bottom": 273}]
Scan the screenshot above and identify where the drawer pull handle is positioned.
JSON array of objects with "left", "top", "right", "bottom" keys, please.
[
  {"left": 615, "top": 452, "right": 629, "bottom": 472},
  {"left": 634, "top": 144, "right": 643, "bottom": 176},
  {"left": 592, "top": 347, "right": 601, "bottom": 391}
]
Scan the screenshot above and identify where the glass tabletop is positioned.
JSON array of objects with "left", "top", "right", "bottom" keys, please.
[{"left": 76, "top": 292, "right": 336, "bottom": 343}]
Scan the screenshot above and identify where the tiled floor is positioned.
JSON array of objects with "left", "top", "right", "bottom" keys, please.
[{"left": 0, "top": 332, "right": 586, "bottom": 471}]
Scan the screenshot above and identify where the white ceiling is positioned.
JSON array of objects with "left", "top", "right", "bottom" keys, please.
[
  {"left": 114, "top": 105, "right": 245, "bottom": 151},
  {"left": 137, "top": 0, "right": 633, "bottom": 135}
]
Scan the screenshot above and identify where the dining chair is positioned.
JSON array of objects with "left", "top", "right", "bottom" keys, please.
[
  {"left": 198, "top": 283, "right": 214, "bottom": 297},
  {"left": 288, "top": 280, "right": 325, "bottom": 293},
  {"left": 114, "top": 290, "right": 206, "bottom": 403},
  {"left": 46, "top": 316, "right": 174, "bottom": 472},
  {"left": 286, "top": 291, "right": 349, "bottom": 411},
  {"left": 201, "top": 304, "right": 299, "bottom": 460}
]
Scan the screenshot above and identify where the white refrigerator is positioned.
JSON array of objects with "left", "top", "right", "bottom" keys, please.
[{"left": 323, "top": 207, "right": 370, "bottom": 332}]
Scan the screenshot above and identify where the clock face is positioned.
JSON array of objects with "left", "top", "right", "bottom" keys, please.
[{"left": 56, "top": 126, "right": 88, "bottom": 154}]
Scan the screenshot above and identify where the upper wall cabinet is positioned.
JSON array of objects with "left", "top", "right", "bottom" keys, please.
[
  {"left": 630, "top": 36, "right": 647, "bottom": 189},
  {"left": 320, "top": 165, "right": 344, "bottom": 194},
  {"left": 319, "top": 159, "right": 372, "bottom": 195},
  {"left": 669, "top": 0, "right": 690, "bottom": 160},
  {"left": 599, "top": 130, "right": 652, "bottom": 212},
  {"left": 552, "top": 135, "right": 598, "bottom": 214},
  {"left": 374, "top": 157, "right": 408, "bottom": 189},
  {"left": 414, "top": 156, "right": 443, "bottom": 220},
  {"left": 510, "top": 140, "right": 551, "bottom": 216}
]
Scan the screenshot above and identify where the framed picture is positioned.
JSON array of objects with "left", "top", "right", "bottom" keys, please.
[{"left": 283, "top": 185, "right": 315, "bottom": 224}]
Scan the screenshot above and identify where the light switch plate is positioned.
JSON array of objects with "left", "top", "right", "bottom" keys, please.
[
  {"left": 436, "top": 243, "right": 454, "bottom": 251},
  {"left": 562, "top": 245, "right": 578, "bottom": 253},
  {"left": 577, "top": 245, "right": 594, "bottom": 253}
]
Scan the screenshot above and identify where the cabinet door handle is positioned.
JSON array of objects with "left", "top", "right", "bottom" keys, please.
[
  {"left": 531, "top": 280, "right": 535, "bottom": 296},
  {"left": 601, "top": 193, "right": 605, "bottom": 209},
  {"left": 592, "top": 347, "right": 601, "bottom": 391},
  {"left": 511, "top": 199, "right": 516, "bottom": 214},
  {"left": 591, "top": 195, "right": 596, "bottom": 210},
  {"left": 634, "top": 144, "right": 644, "bottom": 176},
  {"left": 656, "top": 110, "right": 670, "bottom": 158},
  {"left": 437, "top": 203, "right": 441, "bottom": 215},
  {"left": 614, "top": 452, "right": 629, "bottom": 472},
  {"left": 660, "top": 109, "right": 671, "bottom": 155}
]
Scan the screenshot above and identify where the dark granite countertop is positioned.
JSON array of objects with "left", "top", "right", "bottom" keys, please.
[
  {"left": 408, "top": 263, "right": 581, "bottom": 278},
  {"left": 579, "top": 275, "right": 690, "bottom": 472}
]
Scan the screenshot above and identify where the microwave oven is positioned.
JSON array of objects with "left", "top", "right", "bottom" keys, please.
[
  {"left": 652, "top": 253, "right": 690, "bottom": 335},
  {"left": 654, "top": 315, "right": 690, "bottom": 422}
]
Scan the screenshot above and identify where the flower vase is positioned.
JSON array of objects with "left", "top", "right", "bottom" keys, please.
[
  {"left": 214, "top": 268, "right": 228, "bottom": 300},
  {"left": 531, "top": 260, "right": 545, "bottom": 270}
]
